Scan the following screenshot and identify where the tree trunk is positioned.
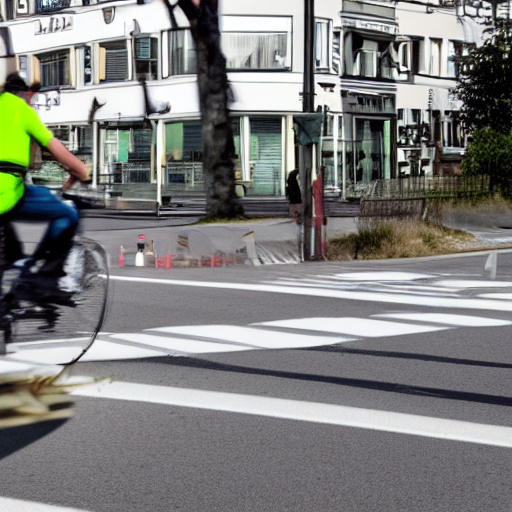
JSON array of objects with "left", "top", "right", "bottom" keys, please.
[{"left": 177, "top": 0, "right": 243, "bottom": 218}]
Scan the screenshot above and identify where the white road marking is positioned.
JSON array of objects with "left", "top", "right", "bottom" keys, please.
[
  {"left": 110, "top": 333, "right": 251, "bottom": 354},
  {"left": 254, "top": 317, "right": 447, "bottom": 337},
  {"left": 80, "top": 340, "right": 168, "bottom": 362},
  {"left": 0, "top": 497, "right": 92, "bottom": 512},
  {"left": 479, "top": 293, "right": 512, "bottom": 300},
  {"left": 437, "top": 280, "right": 512, "bottom": 288},
  {"left": 376, "top": 313, "right": 512, "bottom": 327},
  {"left": 149, "top": 325, "right": 353, "bottom": 348},
  {"left": 6, "top": 347, "right": 86, "bottom": 365},
  {"left": 0, "top": 359, "right": 61, "bottom": 379},
  {"left": 72, "top": 381, "right": 512, "bottom": 448},
  {"left": 335, "top": 272, "right": 433, "bottom": 281},
  {"left": 108, "top": 275, "right": 512, "bottom": 312}
]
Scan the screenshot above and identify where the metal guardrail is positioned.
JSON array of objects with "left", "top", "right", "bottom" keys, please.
[{"left": 363, "top": 175, "right": 491, "bottom": 200}]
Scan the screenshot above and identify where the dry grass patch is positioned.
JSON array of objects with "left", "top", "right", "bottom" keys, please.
[{"left": 326, "top": 219, "right": 475, "bottom": 261}]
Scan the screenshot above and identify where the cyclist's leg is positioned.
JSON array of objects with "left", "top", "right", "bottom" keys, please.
[
  {"left": 0, "top": 219, "right": 23, "bottom": 267},
  {"left": 15, "top": 185, "right": 79, "bottom": 274}
]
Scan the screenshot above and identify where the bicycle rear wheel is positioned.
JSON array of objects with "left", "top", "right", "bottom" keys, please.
[{"left": 3, "top": 236, "right": 109, "bottom": 366}]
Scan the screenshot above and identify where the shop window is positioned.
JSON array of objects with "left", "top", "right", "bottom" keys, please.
[
  {"left": 430, "top": 38, "right": 442, "bottom": 76},
  {"left": 36, "top": 50, "right": 71, "bottom": 88},
  {"left": 99, "top": 41, "right": 128, "bottom": 82},
  {"left": 354, "top": 119, "right": 391, "bottom": 183},
  {"left": 77, "top": 126, "right": 92, "bottom": 154},
  {"left": 50, "top": 125, "right": 70, "bottom": 146},
  {"left": 169, "top": 30, "right": 196, "bottom": 75},
  {"left": 165, "top": 121, "right": 203, "bottom": 187},
  {"left": 222, "top": 16, "right": 292, "bottom": 71},
  {"left": 100, "top": 126, "right": 151, "bottom": 184},
  {"left": 135, "top": 37, "right": 158, "bottom": 80},
  {"left": 315, "top": 19, "right": 330, "bottom": 71}
]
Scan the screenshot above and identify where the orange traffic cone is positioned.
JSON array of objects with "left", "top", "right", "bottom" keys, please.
[
  {"left": 166, "top": 253, "right": 172, "bottom": 269},
  {"left": 119, "top": 245, "right": 125, "bottom": 267}
]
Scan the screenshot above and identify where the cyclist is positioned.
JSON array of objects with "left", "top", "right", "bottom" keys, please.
[{"left": 0, "top": 73, "right": 89, "bottom": 292}]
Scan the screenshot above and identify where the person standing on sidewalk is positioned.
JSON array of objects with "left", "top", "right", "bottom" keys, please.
[{"left": 286, "top": 169, "right": 302, "bottom": 224}]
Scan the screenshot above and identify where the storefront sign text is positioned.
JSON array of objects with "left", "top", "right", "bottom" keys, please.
[{"left": 35, "top": 15, "right": 73, "bottom": 35}]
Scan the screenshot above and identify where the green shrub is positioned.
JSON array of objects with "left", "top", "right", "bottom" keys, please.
[{"left": 462, "top": 128, "right": 512, "bottom": 195}]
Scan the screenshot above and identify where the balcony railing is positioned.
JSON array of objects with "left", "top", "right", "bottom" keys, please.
[{"left": 36, "top": 0, "right": 71, "bottom": 14}]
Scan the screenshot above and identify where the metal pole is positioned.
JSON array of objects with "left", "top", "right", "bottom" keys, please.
[{"left": 302, "top": 0, "right": 315, "bottom": 260}]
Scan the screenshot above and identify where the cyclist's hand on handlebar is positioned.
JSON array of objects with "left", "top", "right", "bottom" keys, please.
[{"left": 61, "top": 175, "right": 78, "bottom": 193}]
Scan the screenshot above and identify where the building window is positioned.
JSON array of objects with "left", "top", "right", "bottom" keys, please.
[
  {"left": 99, "top": 41, "right": 128, "bottom": 82},
  {"left": 135, "top": 37, "right": 158, "bottom": 80},
  {"left": 223, "top": 32, "right": 289, "bottom": 70},
  {"left": 169, "top": 30, "right": 196, "bottom": 75},
  {"left": 429, "top": 38, "right": 442, "bottom": 76},
  {"left": 447, "top": 40, "right": 474, "bottom": 78},
  {"left": 18, "top": 55, "right": 29, "bottom": 82},
  {"left": 443, "top": 112, "right": 462, "bottom": 147},
  {"left": 332, "top": 31, "right": 341, "bottom": 75},
  {"left": 315, "top": 19, "right": 330, "bottom": 71},
  {"left": 4, "top": 0, "right": 15, "bottom": 20},
  {"left": 77, "top": 126, "right": 92, "bottom": 154},
  {"left": 392, "top": 39, "right": 411, "bottom": 80},
  {"left": 37, "top": 50, "right": 70, "bottom": 88},
  {"left": 353, "top": 40, "right": 378, "bottom": 78},
  {"left": 222, "top": 16, "right": 292, "bottom": 71},
  {"left": 36, "top": 0, "right": 70, "bottom": 14},
  {"left": 76, "top": 46, "right": 92, "bottom": 86},
  {"left": 411, "top": 37, "right": 425, "bottom": 75}
]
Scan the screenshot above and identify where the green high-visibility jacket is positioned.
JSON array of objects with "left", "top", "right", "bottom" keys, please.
[{"left": 0, "top": 92, "right": 53, "bottom": 214}]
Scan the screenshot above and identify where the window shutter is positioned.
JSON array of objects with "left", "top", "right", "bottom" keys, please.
[
  {"left": 249, "top": 118, "right": 282, "bottom": 195},
  {"left": 105, "top": 48, "right": 128, "bottom": 81}
]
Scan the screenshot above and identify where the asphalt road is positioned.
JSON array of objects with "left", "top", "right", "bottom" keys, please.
[{"left": 2, "top": 224, "right": 512, "bottom": 511}]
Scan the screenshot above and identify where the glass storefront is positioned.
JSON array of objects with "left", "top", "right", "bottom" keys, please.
[
  {"left": 345, "top": 118, "right": 391, "bottom": 193},
  {"left": 165, "top": 120, "right": 203, "bottom": 189},
  {"left": 163, "top": 116, "right": 283, "bottom": 196},
  {"left": 99, "top": 125, "right": 152, "bottom": 184}
]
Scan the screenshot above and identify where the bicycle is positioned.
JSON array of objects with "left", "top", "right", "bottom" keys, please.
[{"left": 0, "top": 186, "right": 109, "bottom": 360}]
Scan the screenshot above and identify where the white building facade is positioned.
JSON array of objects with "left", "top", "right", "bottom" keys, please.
[{"left": 0, "top": 0, "right": 487, "bottom": 202}]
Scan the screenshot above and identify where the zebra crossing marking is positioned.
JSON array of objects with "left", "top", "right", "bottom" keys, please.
[
  {"left": 253, "top": 317, "right": 448, "bottom": 337},
  {"left": 375, "top": 313, "right": 512, "bottom": 327},
  {"left": 72, "top": 381, "right": 512, "bottom": 449},
  {"left": 149, "top": 325, "right": 354, "bottom": 349}
]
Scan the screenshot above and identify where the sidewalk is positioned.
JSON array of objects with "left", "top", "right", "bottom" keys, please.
[{"left": 78, "top": 215, "right": 359, "bottom": 267}]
